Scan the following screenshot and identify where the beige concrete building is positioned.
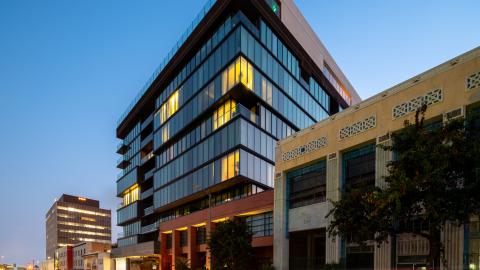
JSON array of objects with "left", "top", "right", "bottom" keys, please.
[
  {"left": 73, "top": 242, "right": 111, "bottom": 270},
  {"left": 273, "top": 47, "right": 480, "bottom": 269},
  {"left": 55, "top": 246, "right": 73, "bottom": 270},
  {"left": 82, "top": 252, "right": 113, "bottom": 270}
]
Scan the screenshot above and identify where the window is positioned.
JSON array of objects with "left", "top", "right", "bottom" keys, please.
[
  {"left": 343, "top": 144, "right": 376, "bottom": 190},
  {"left": 179, "top": 230, "right": 188, "bottom": 247},
  {"left": 287, "top": 160, "right": 327, "bottom": 209},
  {"left": 196, "top": 226, "right": 206, "bottom": 245},
  {"left": 158, "top": 90, "right": 180, "bottom": 124},
  {"left": 213, "top": 100, "right": 237, "bottom": 130},
  {"left": 166, "top": 233, "right": 172, "bottom": 249},
  {"left": 245, "top": 212, "right": 273, "bottom": 237},
  {"left": 123, "top": 186, "right": 139, "bottom": 206},
  {"left": 221, "top": 57, "right": 254, "bottom": 93},
  {"left": 221, "top": 150, "right": 240, "bottom": 182}
]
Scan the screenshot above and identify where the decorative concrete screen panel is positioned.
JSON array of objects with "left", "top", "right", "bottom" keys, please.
[
  {"left": 282, "top": 137, "right": 327, "bottom": 162},
  {"left": 339, "top": 116, "right": 376, "bottom": 140},
  {"left": 392, "top": 89, "right": 443, "bottom": 119},
  {"left": 467, "top": 71, "right": 480, "bottom": 90}
]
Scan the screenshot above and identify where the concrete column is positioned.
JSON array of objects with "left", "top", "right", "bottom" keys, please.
[
  {"left": 206, "top": 222, "right": 216, "bottom": 270},
  {"left": 326, "top": 152, "right": 342, "bottom": 264},
  {"left": 375, "top": 138, "right": 393, "bottom": 189},
  {"left": 374, "top": 138, "right": 393, "bottom": 269},
  {"left": 273, "top": 172, "right": 289, "bottom": 270},
  {"left": 160, "top": 233, "right": 168, "bottom": 270},
  {"left": 441, "top": 222, "right": 464, "bottom": 270},
  {"left": 172, "top": 230, "right": 181, "bottom": 270},
  {"left": 187, "top": 226, "right": 199, "bottom": 269}
]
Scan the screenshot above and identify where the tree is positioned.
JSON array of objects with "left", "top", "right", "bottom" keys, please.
[
  {"left": 207, "top": 217, "right": 254, "bottom": 270},
  {"left": 174, "top": 257, "right": 191, "bottom": 270},
  {"left": 327, "top": 105, "right": 480, "bottom": 268}
]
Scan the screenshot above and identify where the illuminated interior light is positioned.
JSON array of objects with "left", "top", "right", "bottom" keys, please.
[
  {"left": 57, "top": 206, "right": 109, "bottom": 217},
  {"left": 212, "top": 217, "right": 229, "bottom": 223}
]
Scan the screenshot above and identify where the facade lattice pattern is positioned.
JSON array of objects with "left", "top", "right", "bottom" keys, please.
[
  {"left": 339, "top": 116, "right": 376, "bottom": 140},
  {"left": 392, "top": 89, "right": 443, "bottom": 119},
  {"left": 467, "top": 71, "right": 480, "bottom": 90}
]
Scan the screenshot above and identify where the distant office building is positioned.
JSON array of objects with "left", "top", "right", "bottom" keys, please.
[
  {"left": 274, "top": 47, "right": 480, "bottom": 269},
  {"left": 113, "top": 0, "right": 360, "bottom": 268},
  {"left": 73, "top": 242, "right": 111, "bottom": 270},
  {"left": 46, "top": 194, "right": 111, "bottom": 259}
]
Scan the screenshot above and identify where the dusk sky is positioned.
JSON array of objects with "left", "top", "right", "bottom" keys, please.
[{"left": 1, "top": 0, "right": 479, "bottom": 265}]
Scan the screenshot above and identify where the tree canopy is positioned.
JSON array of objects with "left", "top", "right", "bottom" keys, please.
[
  {"left": 327, "top": 105, "right": 480, "bottom": 267},
  {"left": 207, "top": 217, "right": 254, "bottom": 270}
]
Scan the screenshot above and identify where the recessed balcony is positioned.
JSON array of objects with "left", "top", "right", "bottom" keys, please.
[
  {"left": 116, "top": 142, "right": 130, "bottom": 155},
  {"left": 117, "top": 157, "right": 130, "bottom": 169},
  {"left": 141, "top": 151, "right": 154, "bottom": 165},
  {"left": 140, "top": 187, "right": 154, "bottom": 200},
  {"left": 117, "top": 201, "right": 139, "bottom": 225},
  {"left": 117, "top": 167, "right": 139, "bottom": 196}
]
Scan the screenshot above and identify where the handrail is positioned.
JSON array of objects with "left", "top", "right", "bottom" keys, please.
[{"left": 117, "top": 0, "right": 217, "bottom": 126}]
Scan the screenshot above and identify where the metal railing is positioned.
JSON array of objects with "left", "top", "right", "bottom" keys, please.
[
  {"left": 233, "top": 103, "right": 258, "bottom": 124},
  {"left": 144, "top": 205, "right": 154, "bottom": 216},
  {"left": 117, "top": 0, "right": 217, "bottom": 126},
  {"left": 141, "top": 221, "right": 159, "bottom": 234},
  {"left": 141, "top": 187, "right": 154, "bottom": 200}
]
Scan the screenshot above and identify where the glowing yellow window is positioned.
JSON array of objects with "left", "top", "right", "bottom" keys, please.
[
  {"left": 159, "top": 90, "right": 179, "bottom": 125},
  {"left": 228, "top": 64, "right": 235, "bottom": 90},
  {"left": 239, "top": 57, "right": 253, "bottom": 90},
  {"left": 224, "top": 101, "right": 231, "bottom": 122},
  {"left": 221, "top": 156, "right": 228, "bottom": 181},
  {"left": 227, "top": 152, "right": 235, "bottom": 179},
  {"left": 162, "top": 126, "right": 169, "bottom": 142},
  {"left": 235, "top": 150, "right": 240, "bottom": 176},
  {"left": 235, "top": 58, "right": 242, "bottom": 86},
  {"left": 123, "top": 186, "right": 139, "bottom": 206},
  {"left": 213, "top": 100, "right": 237, "bottom": 130}
]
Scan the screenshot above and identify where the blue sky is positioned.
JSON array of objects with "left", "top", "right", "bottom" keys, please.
[{"left": 0, "top": 0, "right": 479, "bottom": 265}]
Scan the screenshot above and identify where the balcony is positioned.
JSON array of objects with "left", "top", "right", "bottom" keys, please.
[
  {"left": 117, "top": 157, "right": 130, "bottom": 169},
  {"left": 117, "top": 167, "right": 139, "bottom": 196},
  {"left": 233, "top": 103, "right": 258, "bottom": 124},
  {"left": 141, "top": 114, "right": 154, "bottom": 131},
  {"left": 141, "top": 133, "right": 153, "bottom": 150},
  {"left": 141, "top": 222, "right": 159, "bottom": 234},
  {"left": 117, "top": 201, "right": 139, "bottom": 225},
  {"left": 117, "top": 202, "right": 124, "bottom": 210},
  {"left": 141, "top": 151, "right": 154, "bottom": 165},
  {"left": 144, "top": 205, "right": 154, "bottom": 216},
  {"left": 111, "top": 240, "right": 159, "bottom": 257},
  {"left": 144, "top": 168, "right": 155, "bottom": 181},
  {"left": 141, "top": 187, "right": 154, "bottom": 200},
  {"left": 117, "top": 235, "right": 138, "bottom": 248},
  {"left": 116, "top": 142, "right": 130, "bottom": 155}
]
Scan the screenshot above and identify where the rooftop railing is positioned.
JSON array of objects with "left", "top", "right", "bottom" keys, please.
[{"left": 117, "top": 0, "right": 216, "bottom": 126}]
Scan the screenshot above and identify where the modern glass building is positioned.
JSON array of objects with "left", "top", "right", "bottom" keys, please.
[{"left": 112, "top": 0, "right": 359, "bottom": 269}]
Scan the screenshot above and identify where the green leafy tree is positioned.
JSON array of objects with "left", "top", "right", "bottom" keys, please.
[
  {"left": 327, "top": 105, "right": 480, "bottom": 268},
  {"left": 174, "top": 256, "right": 191, "bottom": 270},
  {"left": 207, "top": 217, "right": 254, "bottom": 270}
]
